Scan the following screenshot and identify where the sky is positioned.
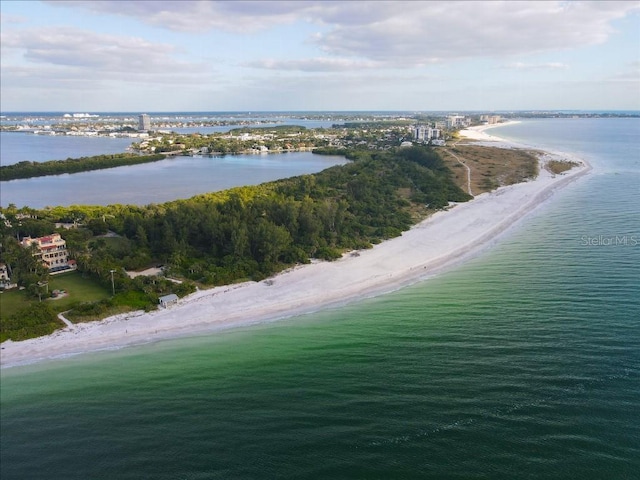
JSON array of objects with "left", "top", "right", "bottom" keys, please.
[{"left": 1, "top": 0, "right": 639, "bottom": 112}]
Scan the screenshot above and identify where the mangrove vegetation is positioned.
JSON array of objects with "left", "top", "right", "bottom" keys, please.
[{"left": 0, "top": 153, "right": 166, "bottom": 181}]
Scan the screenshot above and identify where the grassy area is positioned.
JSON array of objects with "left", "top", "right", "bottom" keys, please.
[
  {"left": 0, "top": 271, "right": 111, "bottom": 321},
  {"left": 46, "top": 271, "right": 112, "bottom": 311},
  {"left": 0, "top": 288, "right": 31, "bottom": 319},
  {"left": 65, "top": 289, "right": 155, "bottom": 324},
  {"left": 441, "top": 145, "right": 539, "bottom": 195}
]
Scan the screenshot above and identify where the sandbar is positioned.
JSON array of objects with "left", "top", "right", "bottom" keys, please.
[{"left": 0, "top": 124, "right": 591, "bottom": 368}]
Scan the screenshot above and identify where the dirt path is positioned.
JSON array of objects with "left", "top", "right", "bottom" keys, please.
[{"left": 445, "top": 144, "right": 473, "bottom": 197}]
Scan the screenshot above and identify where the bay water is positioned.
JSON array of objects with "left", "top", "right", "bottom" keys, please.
[
  {"left": 1, "top": 118, "right": 639, "bottom": 479},
  {"left": 0, "top": 151, "right": 347, "bottom": 209},
  {"left": 0, "top": 115, "right": 341, "bottom": 208}
]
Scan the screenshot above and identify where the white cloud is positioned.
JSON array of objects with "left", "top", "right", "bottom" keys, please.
[
  {"left": 1, "top": 27, "right": 208, "bottom": 82},
  {"left": 244, "top": 57, "right": 382, "bottom": 72},
  {"left": 314, "top": 1, "right": 640, "bottom": 65},
  {"left": 503, "top": 62, "right": 569, "bottom": 70},
  {"left": 46, "top": 0, "right": 640, "bottom": 67},
  {"left": 5, "top": 1, "right": 638, "bottom": 110},
  {"left": 44, "top": 1, "right": 311, "bottom": 33}
]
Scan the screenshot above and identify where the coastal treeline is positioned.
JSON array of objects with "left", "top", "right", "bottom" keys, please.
[
  {"left": 0, "top": 153, "right": 166, "bottom": 181},
  {"left": 78, "top": 147, "right": 469, "bottom": 284},
  {"left": 2, "top": 147, "right": 468, "bottom": 284},
  {"left": 1, "top": 146, "right": 470, "bottom": 339}
]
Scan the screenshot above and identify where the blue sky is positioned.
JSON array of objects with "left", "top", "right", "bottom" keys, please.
[{"left": 1, "top": 1, "right": 639, "bottom": 112}]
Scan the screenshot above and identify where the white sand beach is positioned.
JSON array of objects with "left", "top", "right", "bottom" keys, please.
[{"left": 0, "top": 125, "right": 591, "bottom": 368}]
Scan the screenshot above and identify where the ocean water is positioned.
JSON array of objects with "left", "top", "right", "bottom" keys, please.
[{"left": 1, "top": 118, "right": 639, "bottom": 479}]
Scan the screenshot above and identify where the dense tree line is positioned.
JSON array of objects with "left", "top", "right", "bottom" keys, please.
[
  {"left": 0, "top": 153, "right": 166, "bottom": 181},
  {"left": 97, "top": 147, "right": 469, "bottom": 285}
]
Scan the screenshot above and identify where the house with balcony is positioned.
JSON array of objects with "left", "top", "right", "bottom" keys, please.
[{"left": 20, "top": 233, "right": 76, "bottom": 274}]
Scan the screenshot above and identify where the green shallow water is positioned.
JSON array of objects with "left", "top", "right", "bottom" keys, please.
[{"left": 1, "top": 118, "right": 639, "bottom": 479}]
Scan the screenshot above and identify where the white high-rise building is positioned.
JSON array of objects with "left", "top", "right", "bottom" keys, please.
[
  {"left": 480, "top": 115, "right": 501, "bottom": 124},
  {"left": 414, "top": 125, "right": 441, "bottom": 142},
  {"left": 446, "top": 115, "right": 470, "bottom": 129},
  {"left": 138, "top": 114, "right": 151, "bottom": 131},
  {"left": 414, "top": 125, "right": 428, "bottom": 141}
]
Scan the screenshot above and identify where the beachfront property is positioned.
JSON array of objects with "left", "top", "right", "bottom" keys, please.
[
  {"left": 413, "top": 125, "right": 441, "bottom": 142},
  {"left": 446, "top": 115, "right": 471, "bottom": 129},
  {"left": 480, "top": 114, "right": 502, "bottom": 125},
  {"left": 20, "top": 233, "right": 76, "bottom": 274},
  {"left": 138, "top": 113, "right": 151, "bottom": 132}
]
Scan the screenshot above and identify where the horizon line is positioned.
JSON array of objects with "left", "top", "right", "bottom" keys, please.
[{"left": 2, "top": 109, "right": 639, "bottom": 115}]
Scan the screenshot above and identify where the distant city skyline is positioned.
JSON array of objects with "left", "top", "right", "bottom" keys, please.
[{"left": 1, "top": 1, "right": 639, "bottom": 112}]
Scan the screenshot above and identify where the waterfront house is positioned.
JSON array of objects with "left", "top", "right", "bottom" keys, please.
[{"left": 20, "top": 233, "right": 76, "bottom": 274}]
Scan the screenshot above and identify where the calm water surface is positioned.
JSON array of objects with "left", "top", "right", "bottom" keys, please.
[
  {"left": 1, "top": 118, "right": 639, "bottom": 479},
  {"left": 0, "top": 131, "right": 134, "bottom": 165},
  {"left": 0, "top": 151, "right": 346, "bottom": 208},
  {"left": 0, "top": 116, "right": 342, "bottom": 208}
]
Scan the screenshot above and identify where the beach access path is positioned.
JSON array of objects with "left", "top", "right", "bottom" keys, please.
[
  {"left": 0, "top": 124, "right": 591, "bottom": 368},
  {"left": 444, "top": 141, "right": 474, "bottom": 196}
]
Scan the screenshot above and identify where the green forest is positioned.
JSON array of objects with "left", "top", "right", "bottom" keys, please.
[
  {"left": 0, "top": 146, "right": 471, "bottom": 340},
  {"left": 0, "top": 153, "right": 166, "bottom": 181}
]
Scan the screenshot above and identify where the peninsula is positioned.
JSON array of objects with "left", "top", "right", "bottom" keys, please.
[{"left": 0, "top": 125, "right": 590, "bottom": 368}]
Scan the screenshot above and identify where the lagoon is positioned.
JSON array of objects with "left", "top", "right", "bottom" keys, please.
[
  {"left": 0, "top": 151, "right": 347, "bottom": 208},
  {"left": 0, "top": 117, "right": 345, "bottom": 208}
]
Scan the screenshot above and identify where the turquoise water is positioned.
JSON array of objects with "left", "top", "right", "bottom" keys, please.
[{"left": 1, "top": 118, "right": 639, "bottom": 479}]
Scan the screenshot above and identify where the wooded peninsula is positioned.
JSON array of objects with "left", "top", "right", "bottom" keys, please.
[
  {"left": 0, "top": 153, "right": 166, "bottom": 181},
  {"left": 1, "top": 146, "right": 475, "bottom": 341}
]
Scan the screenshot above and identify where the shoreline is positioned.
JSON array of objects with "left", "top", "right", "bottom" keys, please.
[{"left": 0, "top": 124, "right": 592, "bottom": 369}]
